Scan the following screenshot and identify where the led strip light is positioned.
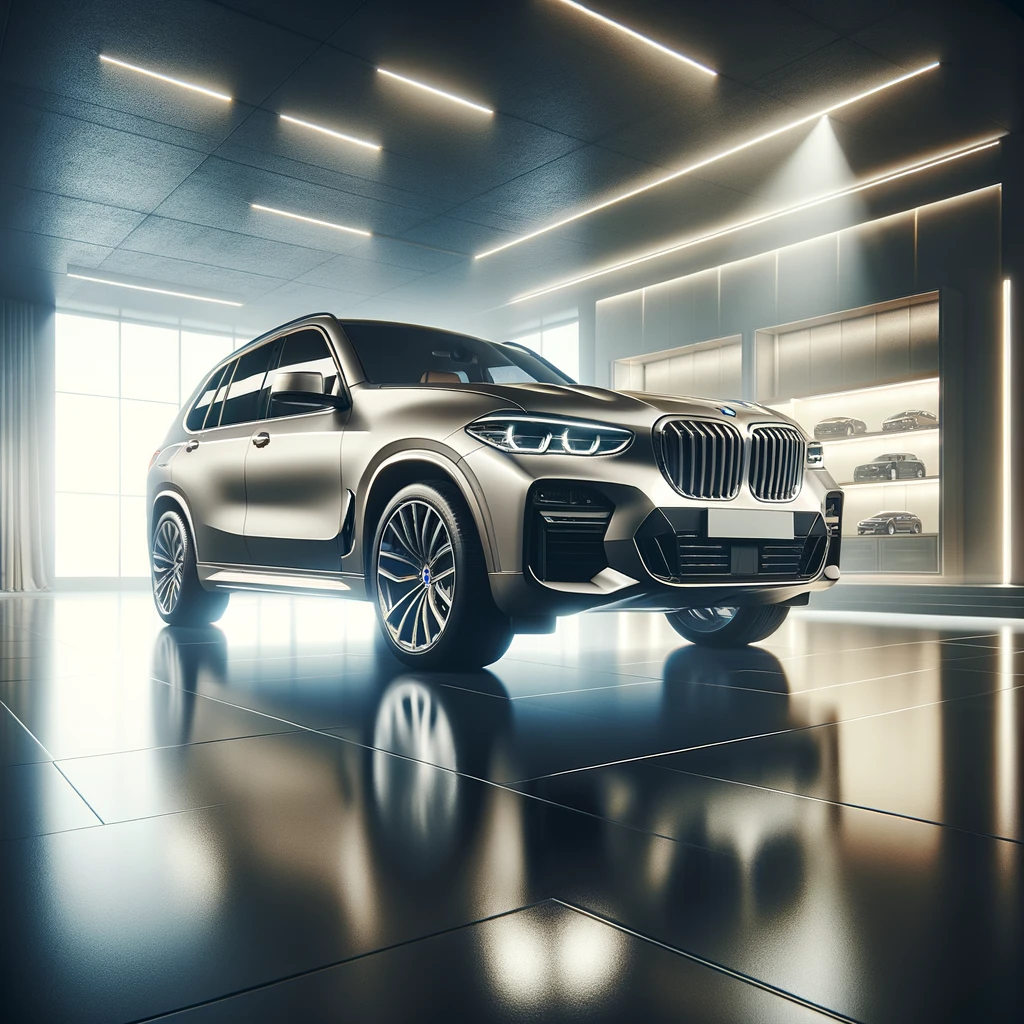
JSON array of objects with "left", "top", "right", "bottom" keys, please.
[
  {"left": 477, "top": 61, "right": 940, "bottom": 260},
  {"left": 553, "top": 0, "right": 716, "bottom": 76},
  {"left": 1003, "top": 278, "right": 1013, "bottom": 585},
  {"left": 279, "top": 114, "right": 380, "bottom": 152},
  {"left": 67, "top": 273, "right": 243, "bottom": 306},
  {"left": 377, "top": 68, "right": 493, "bottom": 115},
  {"left": 251, "top": 203, "right": 372, "bottom": 238},
  {"left": 508, "top": 139, "right": 1001, "bottom": 304},
  {"left": 99, "top": 54, "right": 231, "bottom": 102}
]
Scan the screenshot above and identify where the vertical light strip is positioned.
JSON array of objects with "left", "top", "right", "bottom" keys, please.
[
  {"left": 1003, "top": 278, "right": 1013, "bottom": 585},
  {"left": 995, "top": 627, "right": 1018, "bottom": 843}
]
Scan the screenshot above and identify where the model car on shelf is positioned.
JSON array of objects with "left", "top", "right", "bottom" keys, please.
[
  {"left": 813, "top": 416, "right": 868, "bottom": 439},
  {"left": 853, "top": 453, "right": 927, "bottom": 482},
  {"left": 146, "top": 314, "right": 844, "bottom": 668},
  {"left": 882, "top": 409, "right": 938, "bottom": 432},
  {"left": 856, "top": 510, "right": 923, "bottom": 535}
]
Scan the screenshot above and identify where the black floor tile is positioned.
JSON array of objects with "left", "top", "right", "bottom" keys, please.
[
  {"left": 158, "top": 901, "right": 836, "bottom": 1023},
  {"left": 1, "top": 761, "right": 100, "bottom": 839}
]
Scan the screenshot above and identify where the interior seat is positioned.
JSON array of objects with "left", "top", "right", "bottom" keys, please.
[{"left": 419, "top": 370, "right": 462, "bottom": 383}]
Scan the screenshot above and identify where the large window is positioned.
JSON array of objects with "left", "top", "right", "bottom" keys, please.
[
  {"left": 54, "top": 314, "right": 242, "bottom": 577},
  {"left": 507, "top": 321, "right": 579, "bottom": 381}
]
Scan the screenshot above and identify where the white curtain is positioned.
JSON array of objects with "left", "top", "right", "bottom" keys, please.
[{"left": 0, "top": 300, "right": 51, "bottom": 591}]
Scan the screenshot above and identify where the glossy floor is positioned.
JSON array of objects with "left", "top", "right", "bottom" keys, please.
[{"left": 1, "top": 593, "right": 1021, "bottom": 1023}]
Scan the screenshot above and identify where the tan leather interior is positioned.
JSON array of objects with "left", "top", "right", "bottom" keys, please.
[{"left": 419, "top": 370, "right": 462, "bottom": 383}]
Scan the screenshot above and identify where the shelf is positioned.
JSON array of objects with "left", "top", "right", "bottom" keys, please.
[
  {"left": 841, "top": 476, "right": 939, "bottom": 489},
  {"left": 778, "top": 376, "right": 940, "bottom": 405},
  {"left": 815, "top": 427, "right": 939, "bottom": 446}
]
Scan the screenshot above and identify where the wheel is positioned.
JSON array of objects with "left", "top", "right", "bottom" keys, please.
[
  {"left": 912, "top": 523, "right": 922, "bottom": 534},
  {"left": 916, "top": 467, "right": 925, "bottom": 478},
  {"left": 371, "top": 482, "right": 512, "bottom": 670},
  {"left": 887, "top": 521, "right": 896, "bottom": 535},
  {"left": 665, "top": 605, "right": 790, "bottom": 648},
  {"left": 889, "top": 468, "right": 897, "bottom": 480},
  {"left": 150, "top": 509, "right": 229, "bottom": 626},
  {"left": 845, "top": 424, "right": 854, "bottom": 436}
]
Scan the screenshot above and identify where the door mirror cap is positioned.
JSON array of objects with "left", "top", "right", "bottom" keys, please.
[{"left": 270, "top": 371, "right": 348, "bottom": 409}]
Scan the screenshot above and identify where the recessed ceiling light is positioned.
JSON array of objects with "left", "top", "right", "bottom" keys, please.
[
  {"left": 477, "top": 61, "right": 941, "bottom": 260},
  {"left": 377, "top": 68, "right": 493, "bottom": 115},
  {"left": 99, "top": 54, "right": 232, "bottom": 102},
  {"left": 251, "top": 203, "right": 372, "bottom": 238},
  {"left": 508, "top": 138, "right": 1000, "bottom": 304},
  {"left": 553, "top": 0, "right": 716, "bottom": 76},
  {"left": 279, "top": 114, "right": 381, "bottom": 152},
  {"left": 68, "top": 273, "right": 243, "bottom": 306}
]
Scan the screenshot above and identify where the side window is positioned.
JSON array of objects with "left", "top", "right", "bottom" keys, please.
[
  {"left": 186, "top": 365, "right": 227, "bottom": 431},
  {"left": 267, "top": 329, "right": 340, "bottom": 419},
  {"left": 219, "top": 343, "right": 277, "bottom": 427}
]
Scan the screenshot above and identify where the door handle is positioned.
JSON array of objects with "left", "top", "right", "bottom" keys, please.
[
  {"left": 252, "top": 432, "right": 270, "bottom": 448},
  {"left": 185, "top": 438, "right": 199, "bottom": 452}
]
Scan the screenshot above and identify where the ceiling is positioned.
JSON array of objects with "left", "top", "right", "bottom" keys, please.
[{"left": 0, "top": 0, "right": 1021, "bottom": 341}]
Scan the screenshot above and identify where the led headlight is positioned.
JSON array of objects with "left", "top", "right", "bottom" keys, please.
[
  {"left": 806, "top": 441, "right": 825, "bottom": 468},
  {"left": 466, "top": 414, "right": 633, "bottom": 456}
]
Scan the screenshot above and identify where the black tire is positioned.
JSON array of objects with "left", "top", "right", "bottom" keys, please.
[
  {"left": 916, "top": 468, "right": 925, "bottom": 478},
  {"left": 665, "top": 605, "right": 790, "bottom": 648},
  {"left": 887, "top": 521, "right": 896, "bottom": 535},
  {"left": 370, "top": 482, "right": 512, "bottom": 670},
  {"left": 912, "top": 523, "right": 922, "bottom": 534},
  {"left": 150, "top": 509, "right": 229, "bottom": 626}
]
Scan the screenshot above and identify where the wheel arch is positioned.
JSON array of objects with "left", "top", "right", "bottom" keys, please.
[
  {"left": 356, "top": 450, "right": 497, "bottom": 577},
  {"left": 150, "top": 489, "right": 202, "bottom": 561}
]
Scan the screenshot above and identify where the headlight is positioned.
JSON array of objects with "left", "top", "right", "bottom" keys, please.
[
  {"left": 466, "top": 415, "right": 633, "bottom": 456},
  {"left": 805, "top": 441, "right": 825, "bottom": 468}
]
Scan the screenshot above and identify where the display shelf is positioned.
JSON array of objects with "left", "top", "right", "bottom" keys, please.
[
  {"left": 787, "top": 376, "right": 939, "bottom": 404},
  {"left": 815, "top": 427, "right": 940, "bottom": 446},
  {"left": 841, "top": 476, "right": 939, "bottom": 489}
]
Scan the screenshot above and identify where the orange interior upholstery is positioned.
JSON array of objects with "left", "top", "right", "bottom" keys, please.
[{"left": 419, "top": 370, "right": 462, "bottom": 383}]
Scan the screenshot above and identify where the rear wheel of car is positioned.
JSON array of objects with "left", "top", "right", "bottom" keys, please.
[
  {"left": 665, "top": 605, "right": 790, "bottom": 648},
  {"left": 887, "top": 522, "right": 897, "bottom": 535},
  {"left": 151, "top": 509, "right": 229, "bottom": 626},
  {"left": 371, "top": 483, "right": 513, "bottom": 670},
  {"left": 845, "top": 424, "right": 854, "bottom": 436},
  {"left": 912, "top": 522, "right": 922, "bottom": 534},
  {"left": 890, "top": 468, "right": 897, "bottom": 480},
  {"left": 916, "top": 467, "right": 925, "bottom": 478}
]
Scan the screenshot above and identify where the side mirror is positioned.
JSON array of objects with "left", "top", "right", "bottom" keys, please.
[{"left": 270, "top": 371, "right": 347, "bottom": 409}]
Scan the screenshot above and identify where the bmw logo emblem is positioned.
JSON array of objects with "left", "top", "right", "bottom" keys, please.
[
  {"left": 720, "top": 407, "right": 736, "bottom": 417},
  {"left": 422, "top": 567, "right": 431, "bottom": 585}
]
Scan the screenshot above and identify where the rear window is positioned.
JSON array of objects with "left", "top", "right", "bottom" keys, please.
[
  {"left": 340, "top": 322, "right": 575, "bottom": 386},
  {"left": 186, "top": 365, "right": 228, "bottom": 431}
]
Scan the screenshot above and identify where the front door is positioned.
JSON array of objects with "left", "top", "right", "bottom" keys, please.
[{"left": 243, "top": 328, "right": 349, "bottom": 571}]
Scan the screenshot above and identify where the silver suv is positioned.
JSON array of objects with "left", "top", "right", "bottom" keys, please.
[{"left": 147, "top": 314, "right": 843, "bottom": 668}]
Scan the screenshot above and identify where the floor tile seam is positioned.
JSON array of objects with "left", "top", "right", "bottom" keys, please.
[
  {"left": 657, "top": 766, "right": 1024, "bottom": 846},
  {"left": 50, "top": 728, "right": 302, "bottom": 765},
  {"left": 127, "top": 899, "right": 560, "bottom": 1023},
  {"left": 508, "top": 679, "right": 1024, "bottom": 784},
  {"left": 772, "top": 631, "right": 1005, "bottom": 661},
  {"left": 549, "top": 899, "right": 862, "bottom": 1024},
  {"left": 93, "top": 802, "right": 228, "bottom": 829},
  {"left": 50, "top": 761, "right": 106, "bottom": 826},
  {"left": 0, "top": 697, "right": 56, "bottom": 759}
]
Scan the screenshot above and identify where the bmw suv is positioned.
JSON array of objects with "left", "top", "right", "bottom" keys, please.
[{"left": 147, "top": 314, "right": 843, "bottom": 668}]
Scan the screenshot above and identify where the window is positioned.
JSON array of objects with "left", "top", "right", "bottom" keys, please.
[
  {"left": 219, "top": 343, "right": 276, "bottom": 426},
  {"left": 508, "top": 321, "right": 579, "bottom": 381},
  {"left": 267, "top": 330, "right": 339, "bottom": 418},
  {"left": 55, "top": 314, "right": 248, "bottom": 577},
  {"left": 186, "top": 365, "right": 229, "bottom": 431}
]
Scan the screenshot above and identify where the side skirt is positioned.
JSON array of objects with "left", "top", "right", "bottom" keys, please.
[{"left": 197, "top": 563, "right": 368, "bottom": 600}]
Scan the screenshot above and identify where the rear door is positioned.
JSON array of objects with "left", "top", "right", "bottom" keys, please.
[
  {"left": 172, "top": 341, "right": 279, "bottom": 564},
  {"left": 243, "top": 328, "right": 349, "bottom": 571}
]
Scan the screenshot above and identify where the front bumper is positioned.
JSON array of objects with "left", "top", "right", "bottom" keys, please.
[{"left": 462, "top": 442, "right": 842, "bottom": 618}]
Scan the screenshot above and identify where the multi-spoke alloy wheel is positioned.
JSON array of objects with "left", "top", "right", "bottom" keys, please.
[
  {"left": 376, "top": 500, "right": 456, "bottom": 653},
  {"left": 152, "top": 515, "right": 186, "bottom": 615}
]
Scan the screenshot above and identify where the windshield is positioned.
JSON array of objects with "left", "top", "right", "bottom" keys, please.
[{"left": 340, "top": 321, "right": 576, "bottom": 386}]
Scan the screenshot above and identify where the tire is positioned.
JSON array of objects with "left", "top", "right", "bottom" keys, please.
[
  {"left": 370, "top": 482, "right": 512, "bottom": 670},
  {"left": 845, "top": 424, "right": 854, "bottom": 436},
  {"left": 887, "top": 522, "right": 896, "bottom": 535},
  {"left": 889, "top": 468, "right": 897, "bottom": 480},
  {"left": 665, "top": 605, "right": 790, "bottom": 648},
  {"left": 150, "top": 509, "right": 229, "bottom": 626},
  {"left": 916, "top": 468, "right": 925, "bottom": 478},
  {"left": 912, "top": 523, "right": 922, "bottom": 534}
]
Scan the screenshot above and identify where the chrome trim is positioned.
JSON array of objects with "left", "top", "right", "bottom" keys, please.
[
  {"left": 748, "top": 424, "right": 805, "bottom": 502},
  {"left": 656, "top": 418, "right": 744, "bottom": 500}
]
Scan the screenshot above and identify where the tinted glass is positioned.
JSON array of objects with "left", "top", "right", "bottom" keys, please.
[
  {"left": 268, "top": 329, "right": 340, "bottom": 418},
  {"left": 341, "top": 322, "right": 575, "bottom": 386},
  {"left": 186, "top": 365, "right": 227, "bottom": 431},
  {"left": 219, "top": 343, "right": 276, "bottom": 426}
]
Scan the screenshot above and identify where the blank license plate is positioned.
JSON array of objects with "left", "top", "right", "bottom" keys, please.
[{"left": 707, "top": 509, "right": 794, "bottom": 540}]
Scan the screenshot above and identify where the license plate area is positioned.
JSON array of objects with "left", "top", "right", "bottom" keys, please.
[{"left": 707, "top": 508, "right": 795, "bottom": 540}]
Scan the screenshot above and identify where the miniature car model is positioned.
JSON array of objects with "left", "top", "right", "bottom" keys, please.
[
  {"left": 813, "top": 416, "right": 868, "bottom": 439},
  {"left": 857, "top": 511, "right": 923, "bottom": 535},
  {"left": 882, "top": 409, "right": 938, "bottom": 432},
  {"left": 853, "top": 453, "right": 926, "bottom": 481},
  {"left": 147, "top": 315, "right": 843, "bottom": 668}
]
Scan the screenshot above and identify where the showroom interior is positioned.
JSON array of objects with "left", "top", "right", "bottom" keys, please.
[{"left": 1, "top": 0, "right": 1023, "bottom": 1021}]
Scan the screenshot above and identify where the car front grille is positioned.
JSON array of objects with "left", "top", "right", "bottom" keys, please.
[
  {"left": 658, "top": 420, "right": 743, "bottom": 500},
  {"left": 748, "top": 425, "right": 805, "bottom": 501}
]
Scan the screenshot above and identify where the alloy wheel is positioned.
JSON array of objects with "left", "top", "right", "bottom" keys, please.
[
  {"left": 152, "top": 517, "right": 186, "bottom": 614},
  {"left": 377, "top": 500, "right": 456, "bottom": 653},
  {"left": 677, "top": 606, "right": 738, "bottom": 633}
]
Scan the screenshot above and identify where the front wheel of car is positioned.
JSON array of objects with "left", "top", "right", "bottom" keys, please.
[
  {"left": 371, "top": 483, "right": 513, "bottom": 670},
  {"left": 665, "top": 605, "right": 790, "bottom": 648},
  {"left": 151, "top": 510, "right": 229, "bottom": 626},
  {"left": 887, "top": 522, "right": 897, "bottom": 535}
]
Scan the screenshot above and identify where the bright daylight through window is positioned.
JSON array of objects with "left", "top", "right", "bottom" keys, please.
[
  {"left": 508, "top": 321, "right": 580, "bottom": 381},
  {"left": 54, "top": 314, "right": 241, "bottom": 576}
]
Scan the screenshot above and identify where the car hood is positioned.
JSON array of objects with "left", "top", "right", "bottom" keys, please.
[{"left": 413, "top": 382, "right": 801, "bottom": 434}]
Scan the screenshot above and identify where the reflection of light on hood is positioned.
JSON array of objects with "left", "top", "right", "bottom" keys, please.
[{"left": 483, "top": 910, "right": 623, "bottom": 1008}]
